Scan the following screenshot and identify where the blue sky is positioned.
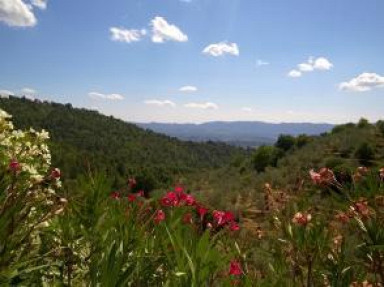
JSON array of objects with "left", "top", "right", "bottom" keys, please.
[{"left": 0, "top": 0, "right": 383, "bottom": 123}]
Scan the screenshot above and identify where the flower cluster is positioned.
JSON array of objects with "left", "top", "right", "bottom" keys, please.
[
  {"left": 160, "top": 185, "right": 196, "bottom": 207},
  {"left": 350, "top": 198, "right": 371, "bottom": 218},
  {"left": 0, "top": 108, "right": 66, "bottom": 277},
  {"left": 158, "top": 185, "right": 240, "bottom": 232},
  {"left": 292, "top": 211, "right": 312, "bottom": 226},
  {"left": 1, "top": 109, "right": 55, "bottom": 185},
  {"left": 309, "top": 168, "right": 337, "bottom": 186}
]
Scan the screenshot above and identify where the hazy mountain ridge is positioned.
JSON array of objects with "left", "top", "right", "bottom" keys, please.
[{"left": 138, "top": 121, "right": 334, "bottom": 147}]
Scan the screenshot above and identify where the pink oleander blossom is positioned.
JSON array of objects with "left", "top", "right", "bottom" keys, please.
[
  {"left": 229, "top": 260, "right": 243, "bottom": 276},
  {"left": 154, "top": 209, "right": 165, "bottom": 224},
  {"left": 292, "top": 212, "right": 312, "bottom": 226}
]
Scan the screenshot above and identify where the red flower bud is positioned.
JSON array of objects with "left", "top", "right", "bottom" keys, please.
[{"left": 9, "top": 159, "right": 20, "bottom": 172}]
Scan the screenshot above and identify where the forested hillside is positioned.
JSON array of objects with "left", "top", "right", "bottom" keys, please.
[{"left": 0, "top": 96, "right": 244, "bottom": 188}]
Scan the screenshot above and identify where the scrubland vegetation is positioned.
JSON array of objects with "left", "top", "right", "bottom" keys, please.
[{"left": 1, "top": 98, "right": 384, "bottom": 286}]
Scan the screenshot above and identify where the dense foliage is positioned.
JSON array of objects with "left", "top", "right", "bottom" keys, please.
[
  {"left": 1, "top": 108, "right": 384, "bottom": 286},
  {"left": 192, "top": 118, "right": 384, "bottom": 210},
  {"left": 0, "top": 97, "right": 244, "bottom": 189},
  {"left": 1, "top": 104, "right": 384, "bottom": 286}
]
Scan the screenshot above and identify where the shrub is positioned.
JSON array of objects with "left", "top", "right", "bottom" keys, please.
[
  {"left": 357, "top": 118, "right": 370, "bottom": 128},
  {"left": 275, "top": 134, "right": 296, "bottom": 152},
  {"left": 354, "top": 142, "right": 375, "bottom": 165},
  {"left": 251, "top": 145, "right": 280, "bottom": 172}
]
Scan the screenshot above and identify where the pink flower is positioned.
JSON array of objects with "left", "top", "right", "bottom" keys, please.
[
  {"left": 160, "top": 192, "right": 179, "bottom": 207},
  {"left": 174, "top": 185, "right": 184, "bottom": 194},
  {"left": 309, "top": 169, "right": 321, "bottom": 184},
  {"left": 213, "top": 210, "right": 235, "bottom": 226},
  {"left": 310, "top": 168, "right": 337, "bottom": 186},
  {"left": 229, "top": 260, "right": 243, "bottom": 276},
  {"left": 154, "top": 209, "right": 165, "bottom": 224},
  {"left": 229, "top": 222, "right": 240, "bottom": 231},
  {"left": 213, "top": 210, "right": 226, "bottom": 225},
  {"left": 292, "top": 212, "right": 312, "bottom": 226},
  {"left": 351, "top": 198, "right": 370, "bottom": 218},
  {"left": 224, "top": 211, "right": 235, "bottom": 223},
  {"left": 110, "top": 191, "right": 121, "bottom": 200},
  {"left": 184, "top": 194, "right": 196, "bottom": 206},
  {"left": 51, "top": 168, "right": 61, "bottom": 179},
  {"left": 196, "top": 205, "right": 208, "bottom": 218},
  {"left": 137, "top": 190, "right": 145, "bottom": 197},
  {"left": 8, "top": 159, "right": 20, "bottom": 172},
  {"left": 127, "top": 194, "right": 136, "bottom": 202}
]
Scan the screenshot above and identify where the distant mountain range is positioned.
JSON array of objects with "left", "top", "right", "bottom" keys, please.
[{"left": 138, "top": 121, "right": 335, "bottom": 147}]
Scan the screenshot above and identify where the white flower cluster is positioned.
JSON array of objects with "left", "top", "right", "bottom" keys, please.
[{"left": 0, "top": 108, "right": 53, "bottom": 185}]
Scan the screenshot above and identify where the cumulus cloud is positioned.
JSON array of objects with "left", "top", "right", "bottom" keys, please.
[
  {"left": 150, "top": 16, "right": 188, "bottom": 43},
  {"left": 184, "top": 102, "right": 218, "bottom": 110},
  {"left": 21, "top": 87, "right": 36, "bottom": 94},
  {"left": 202, "top": 42, "right": 239, "bottom": 57},
  {"left": 31, "top": 0, "right": 47, "bottom": 10},
  {"left": 110, "top": 27, "right": 146, "bottom": 43},
  {"left": 0, "top": 0, "right": 37, "bottom": 27},
  {"left": 88, "top": 92, "right": 124, "bottom": 101},
  {"left": 297, "top": 62, "right": 314, "bottom": 72},
  {"left": 313, "top": 57, "right": 333, "bottom": 70},
  {"left": 179, "top": 85, "right": 197, "bottom": 92},
  {"left": 288, "top": 56, "right": 333, "bottom": 78},
  {"left": 144, "top": 99, "right": 176, "bottom": 107},
  {"left": 288, "top": 70, "right": 302, "bottom": 78},
  {"left": 339, "top": 72, "right": 384, "bottom": 92}
]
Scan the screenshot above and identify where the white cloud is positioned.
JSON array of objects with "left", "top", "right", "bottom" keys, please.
[
  {"left": 150, "top": 16, "right": 188, "bottom": 43},
  {"left": 241, "top": 107, "right": 253, "bottom": 112},
  {"left": 313, "top": 57, "right": 333, "bottom": 70},
  {"left": 184, "top": 102, "right": 218, "bottom": 110},
  {"left": 179, "top": 85, "right": 197, "bottom": 92},
  {"left": 31, "top": 0, "right": 47, "bottom": 10},
  {"left": 88, "top": 92, "right": 124, "bottom": 101},
  {"left": 21, "top": 87, "right": 36, "bottom": 94},
  {"left": 0, "top": 89, "right": 14, "bottom": 98},
  {"left": 288, "top": 70, "right": 302, "bottom": 78},
  {"left": 144, "top": 99, "right": 176, "bottom": 107},
  {"left": 289, "top": 56, "right": 333, "bottom": 78},
  {"left": 202, "top": 42, "right": 239, "bottom": 57},
  {"left": 110, "top": 27, "right": 146, "bottom": 43},
  {"left": 0, "top": 0, "right": 37, "bottom": 27},
  {"left": 339, "top": 72, "right": 384, "bottom": 92},
  {"left": 298, "top": 62, "right": 314, "bottom": 72},
  {"left": 256, "top": 59, "right": 269, "bottom": 66}
]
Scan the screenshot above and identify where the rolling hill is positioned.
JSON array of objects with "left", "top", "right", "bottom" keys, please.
[{"left": 0, "top": 96, "right": 244, "bottom": 188}]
